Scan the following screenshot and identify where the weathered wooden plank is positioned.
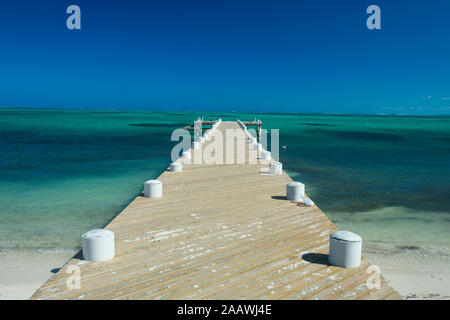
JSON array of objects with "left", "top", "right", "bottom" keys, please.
[{"left": 31, "top": 121, "right": 401, "bottom": 300}]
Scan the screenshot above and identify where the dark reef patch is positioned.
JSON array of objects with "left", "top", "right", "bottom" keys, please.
[
  {"left": 396, "top": 245, "right": 420, "bottom": 250},
  {"left": 435, "top": 135, "right": 450, "bottom": 143},
  {"left": 333, "top": 130, "right": 404, "bottom": 142},
  {"left": 91, "top": 111, "right": 128, "bottom": 114},
  {"left": 301, "top": 123, "right": 332, "bottom": 127},
  {"left": 129, "top": 123, "right": 187, "bottom": 128},
  {"left": 306, "top": 129, "right": 405, "bottom": 142}
]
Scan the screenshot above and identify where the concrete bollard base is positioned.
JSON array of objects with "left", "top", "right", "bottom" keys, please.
[
  {"left": 169, "top": 162, "right": 182, "bottom": 172},
  {"left": 328, "top": 231, "right": 362, "bottom": 268},
  {"left": 286, "top": 182, "right": 305, "bottom": 201},
  {"left": 82, "top": 229, "right": 115, "bottom": 262},
  {"left": 269, "top": 161, "right": 283, "bottom": 175},
  {"left": 144, "top": 179, "right": 163, "bottom": 198}
]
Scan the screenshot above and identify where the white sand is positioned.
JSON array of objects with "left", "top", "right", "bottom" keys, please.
[
  {"left": 0, "top": 251, "right": 75, "bottom": 300},
  {"left": 1, "top": 246, "right": 449, "bottom": 300},
  {"left": 364, "top": 242, "right": 450, "bottom": 300}
]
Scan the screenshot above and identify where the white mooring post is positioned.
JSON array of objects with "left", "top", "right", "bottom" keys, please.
[
  {"left": 82, "top": 229, "right": 115, "bottom": 262},
  {"left": 256, "top": 143, "right": 263, "bottom": 152},
  {"left": 144, "top": 179, "right": 163, "bottom": 198},
  {"left": 269, "top": 161, "right": 283, "bottom": 175},
  {"left": 286, "top": 182, "right": 305, "bottom": 201},
  {"left": 182, "top": 150, "right": 191, "bottom": 159},
  {"left": 261, "top": 150, "right": 271, "bottom": 160},
  {"left": 193, "top": 141, "right": 200, "bottom": 150},
  {"left": 328, "top": 231, "right": 362, "bottom": 268},
  {"left": 169, "top": 162, "right": 182, "bottom": 172}
]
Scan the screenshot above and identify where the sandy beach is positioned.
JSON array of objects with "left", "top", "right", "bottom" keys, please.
[
  {"left": 1, "top": 246, "right": 449, "bottom": 300},
  {"left": 365, "top": 243, "right": 450, "bottom": 300},
  {"left": 0, "top": 251, "right": 75, "bottom": 300}
]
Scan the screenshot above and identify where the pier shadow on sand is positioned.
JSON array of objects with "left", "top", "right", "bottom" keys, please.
[
  {"left": 47, "top": 249, "right": 84, "bottom": 274},
  {"left": 302, "top": 253, "right": 330, "bottom": 266},
  {"left": 258, "top": 169, "right": 275, "bottom": 175},
  {"left": 72, "top": 249, "right": 84, "bottom": 260}
]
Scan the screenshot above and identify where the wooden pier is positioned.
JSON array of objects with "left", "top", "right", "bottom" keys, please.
[
  {"left": 31, "top": 121, "right": 401, "bottom": 300},
  {"left": 185, "top": 118, "right": 263, "bottom": 139}
]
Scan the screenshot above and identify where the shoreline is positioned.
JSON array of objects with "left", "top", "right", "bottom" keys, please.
[
  {"left": 1, "top": 243, "right": 449, "bottom": 300},
  {"left": 0, "top": 251, "right": 75, "bottom": 300}
]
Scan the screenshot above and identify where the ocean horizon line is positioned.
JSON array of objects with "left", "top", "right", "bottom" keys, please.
[{"left": 1, "top": 105, "right": 450, "bottom": 118}]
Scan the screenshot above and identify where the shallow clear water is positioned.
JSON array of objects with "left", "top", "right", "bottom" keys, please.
[{"left": 0, "top": 108, "right": 449, "bottom": 252}]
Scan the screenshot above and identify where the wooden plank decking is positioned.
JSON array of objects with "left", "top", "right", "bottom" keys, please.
[{"left": 31, "top": 121, "right": 401, "bottom": 300}]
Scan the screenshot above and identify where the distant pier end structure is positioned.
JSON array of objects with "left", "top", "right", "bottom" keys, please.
[
  {"left": 185, "top": 118, "right": 263, "bottom": 140},
  {"left": 31, "top": 119, "right": 401, "bottom": 300}
]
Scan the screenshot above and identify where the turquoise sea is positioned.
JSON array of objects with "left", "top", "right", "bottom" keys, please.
[{"left": 0, "top": 108, "right": 449, "bottom": 253}]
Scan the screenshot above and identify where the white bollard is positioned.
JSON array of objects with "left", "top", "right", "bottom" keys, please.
[
  {"left": 169, "top": 162, "right": 182, "bottom": 172},
  {"left": 182, "top": 150, "right": 191, "bottom": 159},
  {"left": 82, "top": 229, "right": 115, "bottom": 262},
  {"left": 260, "top": 150, "right": 271, "bottom": 160},
  {"left": 256, "top": 143, "right": 263, "bottom": 152},
  {"left": 193, "top": 141, "right": 200, "bottom": 150},
  {"left": 199, "top": 137, "right": 205, "bottom": 143},
  {"left": 286, "top": 182, "right": 305, "bottom": 201},
  {"left": 328, "top": 231, "right": 362, "bottom": 268},
  {"left": 269, "top": 161, "right": 283, "bottom": 175},
  {"left": 144, "top": 179, "right": 163, "bottom": 198},
  {"left": 204, "top": 133, "right": 210, "bottom": 140}
]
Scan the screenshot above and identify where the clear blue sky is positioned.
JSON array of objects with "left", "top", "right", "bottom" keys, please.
[{"left": 1, "top": 0, "right": 449, "bottom": 114}]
